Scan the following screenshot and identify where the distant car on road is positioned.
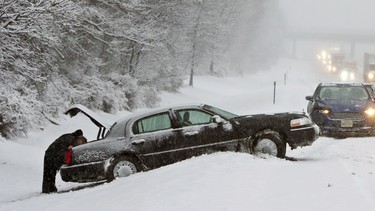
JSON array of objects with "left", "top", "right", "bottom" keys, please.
[
  {"left": 306, "top": 83, "right": 375, "bottom": 138},
  {"left": 60, "top": 104, "right": 319, "bottom": 183}
]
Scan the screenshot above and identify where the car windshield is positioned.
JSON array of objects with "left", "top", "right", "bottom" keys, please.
[
  {"left": 203, "top": 105, "right": 238, "bottom": 120},
  {"left": 319, "top": 86, "right": 369, "bottom": 100}
]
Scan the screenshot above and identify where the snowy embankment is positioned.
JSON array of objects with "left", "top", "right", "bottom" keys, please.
[{"left": 1, "top": 59, "right": 375, "bottom": 211}]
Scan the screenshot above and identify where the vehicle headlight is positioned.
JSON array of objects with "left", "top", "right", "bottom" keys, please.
[
  {"left": 368, "top": 73, "right": 374, "bottom": 80},
  {"left": 321, "top": 51, "right": 327, "bottom": 59},
  {"left": 290, "top": 117, "right": 312, "bottom": 127},
  {"left": 327, "top": 65, "right": 332, "bottom": 71},
  {"left": 341, "top": 71, "right": 349, "bottom": 81},
  {"left": 350, "top": 72, "right": 355, "bottom": 80},
  {"left": 319, "top": 109, "right": 330, "bottom": 115},
  {"left": 365, "top": 108, "right": 375, "bottom": 116}
]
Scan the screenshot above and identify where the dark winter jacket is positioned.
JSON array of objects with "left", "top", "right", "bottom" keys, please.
[{"left": 45, "top": 129, "right": 85, "bottom": 166}]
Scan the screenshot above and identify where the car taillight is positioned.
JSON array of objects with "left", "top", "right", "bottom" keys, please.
[{"left": 65, "top": 149, "right": 72, "bottom": 165}]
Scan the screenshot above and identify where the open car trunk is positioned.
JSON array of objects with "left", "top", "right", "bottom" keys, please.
[{"left": 65, "top": 104, "right": 112, "bottom": 139}]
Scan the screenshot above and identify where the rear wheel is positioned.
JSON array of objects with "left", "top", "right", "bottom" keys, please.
[
  {"left": 253, "top": 130, "right": 286, "bottom": 158},
  {"left": 106, "top": 156, "right": 141, "bottom": 182}
]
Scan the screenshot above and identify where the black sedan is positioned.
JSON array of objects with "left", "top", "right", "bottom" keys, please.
[{"left": 60, "top": 104, "right": 319, "bottom": 183}]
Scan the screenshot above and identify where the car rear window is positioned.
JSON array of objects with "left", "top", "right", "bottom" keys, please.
[{"left": 105, "top": 120, "right": 127, "bottom": 138}]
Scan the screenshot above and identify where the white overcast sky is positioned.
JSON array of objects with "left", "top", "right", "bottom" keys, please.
[{"left": 280, "top": 0, "right": 375, "bottom": 33}]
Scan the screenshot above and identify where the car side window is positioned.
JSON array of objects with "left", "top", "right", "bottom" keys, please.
[
  {"left": 132, "top": 112, "right": 172, "bottom": 134},
  {"left": 177, "top": 110, "right": 213, "bottom": 126}
]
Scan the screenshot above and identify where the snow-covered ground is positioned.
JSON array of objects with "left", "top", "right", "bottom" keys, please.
[{"left": 1, "top": 58, "right": 375, "bottom": 211}]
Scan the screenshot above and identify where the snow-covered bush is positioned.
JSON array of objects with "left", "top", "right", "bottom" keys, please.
[{"left": 0, "top": 73, "right": 46, "bottom": 138}]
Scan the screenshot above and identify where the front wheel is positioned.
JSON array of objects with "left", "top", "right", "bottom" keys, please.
[
  {"left": 253, "top": 130, "right": 286, "bottom": 158},
  {"left": 106, "top": 156, "right": 141, "bottom": 182}
]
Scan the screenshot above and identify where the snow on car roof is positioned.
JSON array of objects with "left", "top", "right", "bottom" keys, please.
[
  {"left": 114, "top": 103, "right": 206, "bottom": 123},
  {"left": 320, "top": 82, "right": 364, "bottom": 87},
  {"left": 66, "top": 103, "right": 215, "bottom": 133}
]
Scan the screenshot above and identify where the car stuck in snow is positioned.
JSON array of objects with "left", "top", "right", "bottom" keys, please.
[{"left": 60, "top": 104, "right": 319, "bottom": 183}]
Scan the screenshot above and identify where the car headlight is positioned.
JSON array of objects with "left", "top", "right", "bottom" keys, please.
[
  {"left": 290, "top": 117, "right": 312, "bottom": 127},
  {"left": 321, "top": 51, "right": 327, "bottom": 59},
  {"left": 340, "top": 71, "right": 349, "bottom": 81},
  {"left": 365, "top": 108, "right": 375, "bottom": 116},
  {"left": 319, "top": 109, "right": 330, "bottom": 115},
  {"left": 368, "top": 73, "right": 374, "bottom": 80},
  {"left": 350, "top": 72, "right": 355, "bottom": 80},
  {"left": 327, "top": 65, "right": 332, "bottom": 71}
]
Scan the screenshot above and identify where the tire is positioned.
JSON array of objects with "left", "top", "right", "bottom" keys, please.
[
  {"left": 253, "top": 130, "right": 286, "bottom": 158},
  {"left": 106, "top": 156, "right": 142, "bottom": 182}
]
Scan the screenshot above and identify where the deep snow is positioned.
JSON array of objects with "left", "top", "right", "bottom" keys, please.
[{"left": 1, "top": 58, "right": 375, "bottom": 211}]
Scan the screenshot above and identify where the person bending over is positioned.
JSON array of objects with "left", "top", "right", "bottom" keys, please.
[{"left": 42, "top": 129, "right": 87, "bottom": 193}]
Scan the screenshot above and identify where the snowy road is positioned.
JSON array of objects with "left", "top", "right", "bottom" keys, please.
[{"left": 1, "top": 58, "right": 375, "bottom": 211}]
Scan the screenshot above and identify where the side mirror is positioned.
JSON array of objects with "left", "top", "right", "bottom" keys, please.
[
  {"left": 212, "top": 115, "right": 224, "bottom": 124},
  {"left": 305, "top": 96, "right": 313, "bottom": 101}
]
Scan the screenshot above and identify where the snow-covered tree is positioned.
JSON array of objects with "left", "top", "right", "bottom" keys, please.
[
  {"left": 0, "top": 0, "right": 281, "bottom": 139},
  {"left": 0, "top": 0, "right": 69, "bottom": 137}
]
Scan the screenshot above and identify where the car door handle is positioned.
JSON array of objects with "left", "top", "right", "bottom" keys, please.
[
  {"left": 184, "top": 131, "right": 198, "bottom": 136},
  {"left": 131, "top": 139, "right": 145, "bottom": 145}
]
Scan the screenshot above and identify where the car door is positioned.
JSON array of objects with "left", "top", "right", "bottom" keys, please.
[
  {"left": 175, "top": 109, "right": 239, "bottom": 159},
  {"left": 129, "top": 111, "right": 186, "bottom": 169}
]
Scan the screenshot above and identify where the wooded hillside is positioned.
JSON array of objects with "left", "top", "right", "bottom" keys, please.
[{"left": 0, "top": 0, "right": 283, "bottom": 138}]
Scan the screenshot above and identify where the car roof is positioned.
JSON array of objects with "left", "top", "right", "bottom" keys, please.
[
  {"left": 65, "top": 103, "right": 209, "bottom": 138},
  {"left": 66, "top": 103, "right": 209, "bottom": 124},
  {"left": 319, "top": 82, "right": 365, "bottom": 87},
  {"left": 114, "top": 103, "right": 206, "bottom": 123}
]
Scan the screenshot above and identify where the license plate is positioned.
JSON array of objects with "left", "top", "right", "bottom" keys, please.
[{"left": 341, "top": 120, "right": 353, "bottom": 127}]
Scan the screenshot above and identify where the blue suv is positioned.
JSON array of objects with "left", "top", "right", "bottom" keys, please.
[{"left": 306, "top": 83, "right": 375, "bottom": 138}]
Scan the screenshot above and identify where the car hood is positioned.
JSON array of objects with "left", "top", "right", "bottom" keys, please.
[{"left": 317, "top": 99, "right": 372, "bottom": 112}]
